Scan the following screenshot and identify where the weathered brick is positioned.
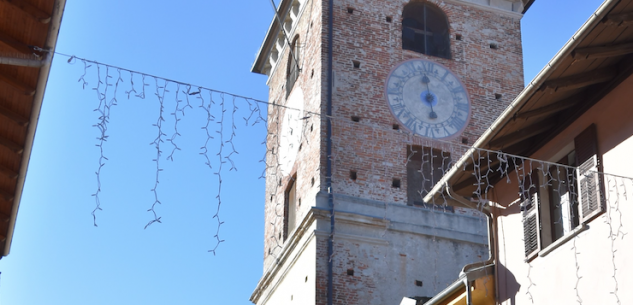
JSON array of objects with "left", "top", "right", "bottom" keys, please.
[{"left": 255, "top": 0, "right": 526, "bottom": 304}]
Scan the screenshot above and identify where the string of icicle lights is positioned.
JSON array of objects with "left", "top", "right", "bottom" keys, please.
[{"left": 55, "top": 52, "right": 628, "bottom": 304}]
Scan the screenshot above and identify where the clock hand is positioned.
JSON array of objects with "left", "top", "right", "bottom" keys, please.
[
  {"left": 425, "top": 92, "right": 438, "bottom": 119},
  {"left": 422, "top": 75, "right": 437, "bottom": 119}
]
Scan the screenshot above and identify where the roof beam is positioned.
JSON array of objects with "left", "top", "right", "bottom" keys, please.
[
  {"left": 489, "top": 118, "right": 557, "bottom": 149},
  {"left": 541, "top": 67, "right": 616, "bottom": 92},
  {"left": 0, "top": 212, "right": 9, "bottom": 223},
  {"left": 501, "top": 138, "right": 539, "bottom": 156},
  {"left": 452, "top": 158, "right": 521, "bottom": 193},
  {"left": 0, "top": 103, "right": 29, "bottom": 126},
  {"left": 603, "top": 11, "right": 633, "bottom": 26},
  {"left": 0, "top": 0, "right": 51, "bottom": 24},
  {"left": 462, "top": 157, "right": 501, "bottom": 174},
  {"left": 0, "top": 30, "right": 37, "bottom": 55},
  {"left": 573, "top": 42, "right": 633, "bottom": 60},
  {"left": 452, "top": 170, "right": 502, "bottom": 193},
  {"left": 515, "top": 94, "right": 582, "bottom": 119},
  {"left": 0, "top": 188, "right": 14, "bottom": 203},
  {"left": 0, "top": 135, "right": 23, "bottom": 155},
  {"left": 0, "top": 70, "right": 35, "bottom": 96},
  {"left": 0, "top": 164, "right": 17, "bottom": 180}
]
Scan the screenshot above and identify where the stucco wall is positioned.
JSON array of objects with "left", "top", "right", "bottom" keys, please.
[
  {"left": 254, "top": 223, "right": 318, "bottom": 305},
  {"left": 493, "top": 73, "right": 633, "bottom": 305}
]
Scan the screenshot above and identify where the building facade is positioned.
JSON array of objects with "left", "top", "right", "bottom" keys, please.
[
  {"left": 250, "top": 0, "right": 533, "bottom": 304},
  {"left": 421, "top": 0, "right": 633, "bottom": 304}
]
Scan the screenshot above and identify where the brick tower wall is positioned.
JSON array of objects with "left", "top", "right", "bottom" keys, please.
[
  {"left": 255, "top": 0, "right": 526, "bottom": 304},
  {"left": 262, "top": 0, "right": 325, "bottom": 272},
  {"left": 325, "top": 0, "right": 524, "bottom": 204}
]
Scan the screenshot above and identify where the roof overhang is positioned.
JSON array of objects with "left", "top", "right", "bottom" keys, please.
[
  {"left": 251, "top": 0, "right": 294, "bottom": 75},
  {"left": 425, "top": 0, "right": 632, "bottom": 202},
  {"left": 0, "top": 0, "right": 67, "bottom": 257},
  {"left": 522, "top": 0, "right": 535, "bottom": 13}
]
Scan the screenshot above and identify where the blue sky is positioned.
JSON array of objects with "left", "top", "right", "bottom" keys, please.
[{"left": 0, "top": 0, "right": 605, "bottom": 304}]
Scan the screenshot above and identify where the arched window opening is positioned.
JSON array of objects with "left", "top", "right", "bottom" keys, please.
[
  {"left": 402, "top": 2, "right": 451, "bottom": 59},
  {"left": 286, "top": 36, "right": 301, "bottom": 97}
]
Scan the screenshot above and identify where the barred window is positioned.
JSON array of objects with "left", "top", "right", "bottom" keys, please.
[{"left": 407, "top": 145, "right": 451, "bottom": 206}]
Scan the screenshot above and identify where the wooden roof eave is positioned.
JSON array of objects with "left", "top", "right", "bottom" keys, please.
[
  {"left": 423, "top": 0, "right": 622, "bottom": 203},
  {"left": 2, "top": 0, "right": 67, "bottom": 257}
]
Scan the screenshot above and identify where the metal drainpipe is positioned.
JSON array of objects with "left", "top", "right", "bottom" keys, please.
[
  {"left": 326, "top": 0, "right": 334, "bottom": 304},
  {"left": 445, "top": 185, "right": 496, "bottom": 305}
]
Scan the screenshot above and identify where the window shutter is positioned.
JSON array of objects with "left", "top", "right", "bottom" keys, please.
[
  {"left": 521, "top": 170, "right": 540, "bottom": 259},
  {"left": 574, "top": 125, "right": 605, "bottom": 223}
]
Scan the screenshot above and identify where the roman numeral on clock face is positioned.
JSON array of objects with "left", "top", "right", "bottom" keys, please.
[
  {"left": 391, "top": 102, "right": 407, "bottom": 117},
  {"left": 448, "top": 115, "right": 466, "bottom": 131},
  {"left": 387, "top": 85, "right": 401, "bottom": 95},
  {"left": 454, "top": 102, "right": 469, "bottom": 113}
]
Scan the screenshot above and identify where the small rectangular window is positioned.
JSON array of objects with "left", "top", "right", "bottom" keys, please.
[{"left": 284, "top": 176, "right": 298, "bottom": 240}]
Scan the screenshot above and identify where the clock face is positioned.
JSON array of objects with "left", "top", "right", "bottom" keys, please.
[
  {"left": 279, "top": 88, "right": 304, "bottom": 176},
  {"left": 385, "top": 59, "right": 471, "bottom": 139}
]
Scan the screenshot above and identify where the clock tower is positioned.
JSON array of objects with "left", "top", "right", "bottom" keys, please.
[{"left": 251, "top": 0, "right": 533, "bottom": 304}]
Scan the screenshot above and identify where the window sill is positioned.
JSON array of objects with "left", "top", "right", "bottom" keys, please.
[{"left": 539, "top": 224, "right": 588, "bottom": 257}]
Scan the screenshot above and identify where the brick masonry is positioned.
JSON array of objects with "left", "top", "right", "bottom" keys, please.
[{"left": 255, "top": 0, "right": 526, "bottom": 304}]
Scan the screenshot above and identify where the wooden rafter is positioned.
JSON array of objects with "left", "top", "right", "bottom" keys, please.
[
  {"left": 0, "top": 102, "right": 29, "bottom": 126},
  {"left": 489, "top": 118, "right": 557, "bottom": 149},
  {"left": 0, "top": 164, "right": 17, "bottom": 180},
  {"left": 452, "top": 158, "right": 521, "bottom": 193},
  {"left": 0, "top": 212, "right": 9, "bottom": 222},
  {"left": 573, "top": 42, "right": 633, "bottom": 60},
  {"left": 0, "top": 135, "right": 23, "bottom": 154},
  {"left": 0, "top": 70, "right": 35, "bottom": 96},
  {"left": 0, "top": 188, "right": 14, "bottom": 202},
  {"left": 603, "top": 11, "right": 633, "bottom": 26},
  {"left": 0, "top": 30, "right": 37, "bottom": 55},
  {"left": 452, "top": 174, "right": 478, "bottom": 193},
  {"left": 452, "top": 170, "right": 501, "bottom": 193},
  {"left": 501, "top": 139, "right": 539, "bottom": 156},
  {"left": 463, "top": 158, "right": 501, "bottom": 174},
  {"left": 541, "top": 67, "right": 616, "bottom": 92},
  {"left": 515, "top": 94, "right": 582, "bottom": 119},
  {"left": 0, "top": 0, "right": 51, "bottom": 23}
]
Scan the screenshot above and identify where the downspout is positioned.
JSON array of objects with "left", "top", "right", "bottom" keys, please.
[
  {"left": 4, "top": 0, "right": 67, "bottom": 257},
  {"left": 326, "top": 0, "right": 334, "bottom": 304},
  {"left": 445, "top": 185, "right": 495, "bottom": 305}
]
